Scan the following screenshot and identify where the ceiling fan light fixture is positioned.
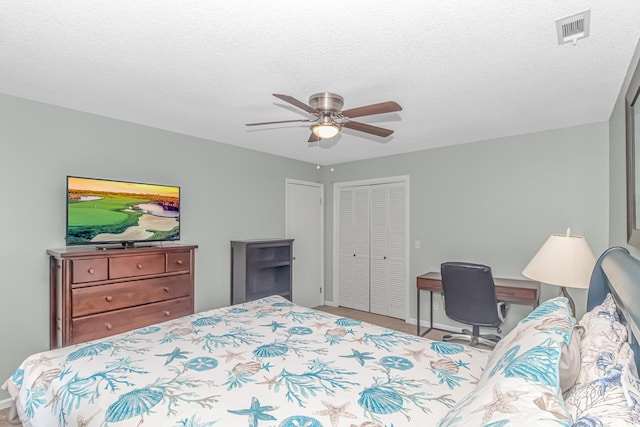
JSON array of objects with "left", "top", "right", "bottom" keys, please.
[{"left": 311, "top": 123, "right": 340, "bottom": 139}]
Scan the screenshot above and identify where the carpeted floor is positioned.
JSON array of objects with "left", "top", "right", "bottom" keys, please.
[
  {"left": 313, "top": 304, "right": 448, "bottom": 339},
  {"left": 0, "top": 409, "right": 16, "bottom": 427},
  {"left": 0, "top": 304, "right": 457, "bottom": 426}
]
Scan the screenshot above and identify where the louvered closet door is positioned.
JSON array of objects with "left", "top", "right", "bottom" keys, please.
[
  {"left": 337, "top": 188, "right": 355, "bottom": 308},
  {"left": 369, "top": 185, "right": 388, "bottom": 315},
  {"left": 337, "top": 186, "right": 370, "bottom": 311},
  {"left": 352, "top": 187, "right": 371, "bottom": 312},
  {"left": 386, "top": 182, "right": 406, "bottom": 319},
  {"left": 369, "top": 182, "right": 406, "bottom": 318}
]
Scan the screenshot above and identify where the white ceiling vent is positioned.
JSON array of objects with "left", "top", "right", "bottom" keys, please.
[{"left": 556, "top": 10, "right": 591, "bottom": 45}]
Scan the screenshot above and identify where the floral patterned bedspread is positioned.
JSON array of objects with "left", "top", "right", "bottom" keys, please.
[{"left": 3, "top": 295, "right": 490, "bottom": 427}]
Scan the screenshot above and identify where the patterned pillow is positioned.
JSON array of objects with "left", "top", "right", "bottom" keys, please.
[
  {"left": 438, "top": 297, "right": 574, "bottom": 426},
  {"left": 480, "top": 296, "right": 575, "bottom": 386},
  {"left": 620, "top": 343, "right": 640, "bottom": 424},
  {"left": 575, "top": 293, "right": 628, "bottom": 385},
  {"left": 563, "top": 341, "right": 636, "bottom": 425}
]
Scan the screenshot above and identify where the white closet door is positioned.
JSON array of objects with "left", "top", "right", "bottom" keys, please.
[
  {"left": 337, "top": 188, "right": 355, "bottom": 308},
  {"left": 369, "top": 185, "right": 388, "bottom": 315},
  {"left": 352, "top": 187, "right": 370, "bottom": 312},
  {"left": 386, "top": 182, "right": 407, "bottom": 319},
  {"left": 336, "top": 180, "right": 405, "bottom": 316}
]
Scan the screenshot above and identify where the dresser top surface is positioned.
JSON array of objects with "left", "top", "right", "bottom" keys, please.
[{"left": 48, "top": 243, "right": 198, "bottom": 258}]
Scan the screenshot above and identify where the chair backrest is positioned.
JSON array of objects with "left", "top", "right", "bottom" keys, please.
[{"left": 440, "top": 262, "right": 501, "bottom": 327}]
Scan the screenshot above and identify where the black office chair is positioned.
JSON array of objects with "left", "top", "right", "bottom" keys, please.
[{"left": 440, "top": 262, "right": 508, "bottom": 348}]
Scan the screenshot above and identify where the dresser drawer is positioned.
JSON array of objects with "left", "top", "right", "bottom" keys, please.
[
  {"left": 71, "top": 275, "right": 191, "bottom": 317},
  {"left": 109, "top": 254, "right": 166, "bottom": 279},
  {"left": 71, "top": 296, "right": 193, "bottom": 344},
  {"left": 71, "top": 258, "right": 108, "bottom": 283},
  {"left": 167, "top": 251, "right": 190, "bottom": 272}
]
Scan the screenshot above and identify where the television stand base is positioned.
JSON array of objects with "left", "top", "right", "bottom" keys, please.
[{"left": 94, "top": 242, "right": 158, "bottom": 251}]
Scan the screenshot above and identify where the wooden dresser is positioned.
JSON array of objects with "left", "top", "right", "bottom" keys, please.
[{"left": 48, "top": 244, "right": 198, "bottom": 348}]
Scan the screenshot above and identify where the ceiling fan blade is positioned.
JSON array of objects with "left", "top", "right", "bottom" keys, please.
[
  {"left": 246, "top": 119, "right": 311, "bottom": 126},
  {"left": 341, "top": 101, "right": 402, "bottom": 119},
  {"left": 273, "top": 94, "right": 318, "bottom": 114},
  {"left": 342, "top": 121, "right": 394, "bottom": 137},
  {"left": 308, "top": 132, "right": 320, "bottom": 143}
]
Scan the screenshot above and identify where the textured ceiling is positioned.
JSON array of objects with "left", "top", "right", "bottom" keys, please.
[{"left": 2, "top": 1, "right": 640, "bottom": 165}]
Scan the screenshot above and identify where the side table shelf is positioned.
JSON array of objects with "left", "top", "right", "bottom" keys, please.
[{"left": 230, "top": 239, "right": 294, "bottom": 305}]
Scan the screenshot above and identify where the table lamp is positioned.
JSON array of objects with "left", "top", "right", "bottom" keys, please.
[{"left": 522, "top": 228, "right": 596, "bottom": 316}]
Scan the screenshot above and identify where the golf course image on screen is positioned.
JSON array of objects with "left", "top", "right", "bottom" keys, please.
[{"left": 66, "top": 176, "right": 180, "bottom": 245}]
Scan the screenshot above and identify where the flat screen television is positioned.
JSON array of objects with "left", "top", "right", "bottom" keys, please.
[{"left": 66, "top": 176, "right": 180, "bottom": 246}]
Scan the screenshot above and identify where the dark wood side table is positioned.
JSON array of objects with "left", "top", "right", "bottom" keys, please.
[{"left": 416, "top": 272, "right": 540, "bottom": 336}]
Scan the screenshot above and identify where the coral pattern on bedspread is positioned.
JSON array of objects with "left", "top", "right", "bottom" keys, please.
[{"left": 3, "top": 295, "right": 490, "bottom": 427}]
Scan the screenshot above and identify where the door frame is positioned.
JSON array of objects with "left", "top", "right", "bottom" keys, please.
[
  {"left": 285, "top": 178, "right": 325, "bottom": 306},
  {"left": 332, "top": 175, "right": 410, "bottom": 320}
]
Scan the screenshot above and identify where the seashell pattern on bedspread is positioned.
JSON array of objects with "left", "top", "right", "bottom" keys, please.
[{"left": 2, "top": 295, "right": 491, "bottom": 427}]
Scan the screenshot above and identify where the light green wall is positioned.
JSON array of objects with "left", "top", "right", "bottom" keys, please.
[
  {"left": 609, "top": 43, "right": 640, "bottom": 258},
  {"left": 0, "top": 94, "right": 321, "bottom": 399},
  {"left": 0, "top": 85, "right": 620, "bottom": 402},
  {"left": 322, "top": 123, "right": 609, "bottom": 334}
]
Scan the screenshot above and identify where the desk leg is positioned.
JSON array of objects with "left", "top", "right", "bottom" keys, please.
[
  {"left": 418, "top": 289, "right": 433, "bottom": 337},
  {"left": 429, "top": 291, "right": 433, "bottom": 333},
  {"left": 416, "top": 287, "right": 420, "bottom": 336}
]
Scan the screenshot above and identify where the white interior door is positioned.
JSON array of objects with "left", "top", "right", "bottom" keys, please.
[{"left": 286, "top": 179, "right": 323, "bottom": 308}]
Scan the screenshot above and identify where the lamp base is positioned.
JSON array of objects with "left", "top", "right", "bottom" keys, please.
[{"left": 560, "top": 286, "right": 576, "bottom": 317}]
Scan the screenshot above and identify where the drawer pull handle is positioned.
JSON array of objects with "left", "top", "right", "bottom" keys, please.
[
  {"left": 105, "top": 323, "right": 113, "bottom": 330},
  {"left": 176, "top": 260, "right": 183, "bottom": 265},
  {"left": 137, "top": 263, "right": 143, "bottom": 270},
  {"left": 163, "top": 287, "right": 169, "bottom": 292},
  {"left": 164, "top": 310, "right": 171, "bottom": 317},
  {"left": 88, "top": 268, "right": 95, "bottom": 274},
  {"left": 105, "top": 296, "right": 113, "bottom": 302}
]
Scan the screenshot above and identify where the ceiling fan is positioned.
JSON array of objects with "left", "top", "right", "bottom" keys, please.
[{"left": 246, "top": 93, "right": 402, "bottom": 143}]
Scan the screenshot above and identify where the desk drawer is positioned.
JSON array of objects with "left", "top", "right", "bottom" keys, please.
[
  {"left": 109, "top": 254, "right": 166, "bottom": 279},
  {"left": 71, "top": 258, "right": 108, "bottom": 283},
  {"left": 71, "top": 296, "right": 192, "bottom": 344},
  {"left": 416, "top": 276, "right": 441, "bottom": 292},
  {"left": 71, "top": 275, "right": 191, "bottom": 317},
  {"left": 495, "top": 286, "right": 538, "bottom": 304}
]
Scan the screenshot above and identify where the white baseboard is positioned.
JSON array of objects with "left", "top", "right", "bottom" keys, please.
[
  {"left": 0, "top": 397, "right": 12, "bottom": 410},
  {"left": 405, "top": 317, "right": 464, "bottom": 334},
  {"left": 322, "top": 300, "right": 338, "bottom": 307}
]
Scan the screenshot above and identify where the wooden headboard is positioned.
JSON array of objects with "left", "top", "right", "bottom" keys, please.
[{"left": 587, "top": 246, "right": 640, "bottom": 367}]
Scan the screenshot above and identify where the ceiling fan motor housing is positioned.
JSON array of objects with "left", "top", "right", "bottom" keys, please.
[{"left": 309, "top": 92, "right": 344, "bottom": 112}]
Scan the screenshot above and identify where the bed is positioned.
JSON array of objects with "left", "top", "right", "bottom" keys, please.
[{"left": 3, "top": 246, "right": 640, "bottom": 426}]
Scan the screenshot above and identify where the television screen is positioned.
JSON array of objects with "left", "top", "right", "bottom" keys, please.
[{"left": 66, "top": 176, "right": 180, "bottom": 246}]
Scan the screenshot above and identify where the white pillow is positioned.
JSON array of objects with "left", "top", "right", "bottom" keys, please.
[{"left": 558, "top": 326, "right": 582, "bottom": 393}]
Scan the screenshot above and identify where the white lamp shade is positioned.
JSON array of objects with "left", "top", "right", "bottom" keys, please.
[{"left": 522, "top": 233, "right": 596, "bottom": 289}]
